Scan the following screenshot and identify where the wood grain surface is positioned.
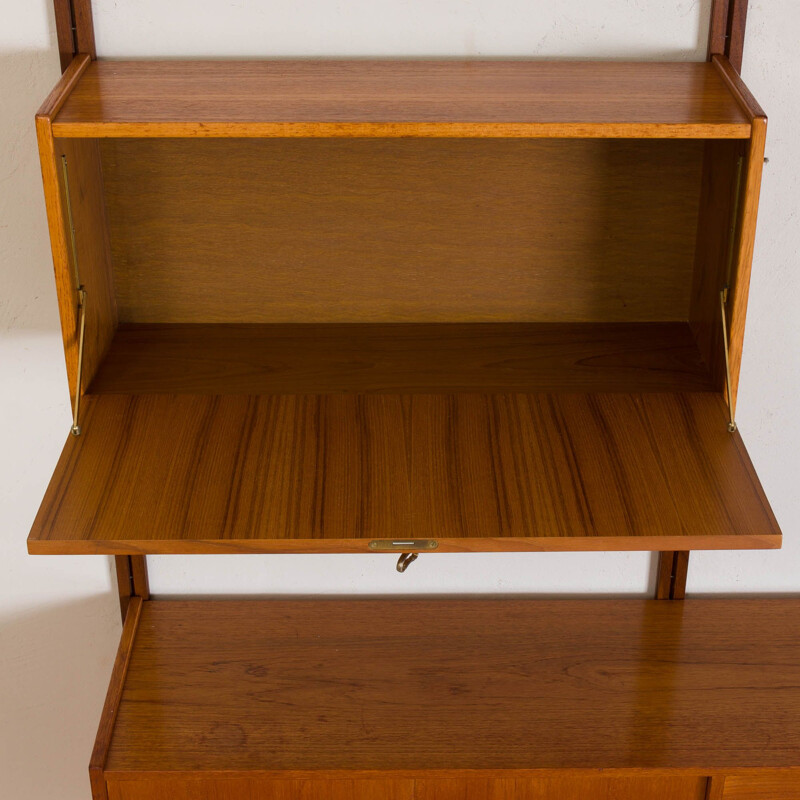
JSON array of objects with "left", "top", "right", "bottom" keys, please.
[
  {"left": 90, "top": 597, "right": 142, "bottom": 800},
  {"left": 414, "top": 777, "right": 708, "bottom": 800},
  {"left": 88, "top": 323, "right": 714, "bottom": 395},
  {"left": 99, "top": 138, "right": 702, "bottom": 325},
  {"left": 28, "top": 392, "right": 780, "bottom": 554},
  {"left": 689, "top": 139, "right": 743, "bottom": 393},
  {"left": 107, "top": 779, "right": 414, "bottom": 800},
  {"left": 720, "top": 775, "right": 800, "bottom": 799},
  {"left": 50, "top": 60, "right": 752, "bottom": 138},
  {"left": 725, "top": 116, "right": 766, "bottom": 416},
  {"left": 709, "top": 56, "right": 767, "bottom": 415},
  {"left": 56, "top": 137, "right": 118, "bottom": 394},
  {"left": 101, "top": 599, "right": 800, "bottom": 774},
  {"left": 107, "top": 776, "right": 706, "bottom": 800},
  {"left": 35, "top": 55, "right": 98, "bottom": 402}
]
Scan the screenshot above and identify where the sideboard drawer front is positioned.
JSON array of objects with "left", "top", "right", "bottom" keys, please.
[
  {"left": 722, "top": 775, "right": 800, "bottom": 799},
  {"left": 107, "top": 778, "right": 415, "bottom": 800},
  {"left": 415, "top": 777, "right": 708, "bottom": 800}
]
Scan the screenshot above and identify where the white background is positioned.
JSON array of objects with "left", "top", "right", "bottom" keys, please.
[{"left": 1, "top": 1, "right": 797, "bottom": 798}]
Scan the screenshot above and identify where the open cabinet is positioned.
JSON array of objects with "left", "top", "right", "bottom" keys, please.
[
  {"left": 30, "top": 57, "right": 779, "bottom": 555},
  {"left": 26, "top": 3, "right": 800, "bottom": 798}
]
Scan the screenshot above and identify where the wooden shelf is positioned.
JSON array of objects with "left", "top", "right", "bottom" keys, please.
[
  {"left": 96, "top": 598, "right": 800, "bottom": 783},
  {"left": 28, "top": 390, "right": 779, "bottom": 555},
  {"left": 49, "top": 59, "right": 752, "bottom": 139},
  {"left": 89, "top": 323, "right": 714, "bottom": 395}
]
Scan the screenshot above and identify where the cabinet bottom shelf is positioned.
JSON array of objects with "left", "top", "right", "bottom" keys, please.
[{"left": 92, "top": 598, "right": 800, "bottom": 800}]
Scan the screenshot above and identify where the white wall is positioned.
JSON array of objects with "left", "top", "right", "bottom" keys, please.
[{"left": 1, "top": 1, "right": 797, "bottom": 798}]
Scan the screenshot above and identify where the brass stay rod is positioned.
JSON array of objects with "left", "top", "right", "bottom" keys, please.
[
  {"left": 71, "top": 287, "right": 87, "bottom": 436},
  {"left": 61, "top": 154, "right": 86, "bottom": 436},
  {"left": 720, "top": 288, "right": 737, "bottom": 433}
]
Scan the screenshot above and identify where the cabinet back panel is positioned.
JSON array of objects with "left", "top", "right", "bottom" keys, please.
[{"left": 100, "top": 139, "right": 702, "bottom": 323}]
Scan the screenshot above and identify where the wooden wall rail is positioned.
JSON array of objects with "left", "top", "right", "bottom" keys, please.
[
  {"left": 709, "top": 0, "right": 749, "bottom": 73},
  {"left": 53, "top": 0, "right": 96, "bottom": 71}
]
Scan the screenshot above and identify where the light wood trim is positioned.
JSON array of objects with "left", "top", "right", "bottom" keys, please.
[
  {"left": 36, "top": 54, "right": 91, "bottom": 119},
  {"left": 89, "top": 597, "right": 142, "bottom": 800},
  {"left": 28, "top": 534, "right": 782, "bottom": 557},
  {"left": 54, "top": 121, "right": 753, "bottom": 139},
  {"left": 712, "top": 55, "right": 767, "bottom": 120}
]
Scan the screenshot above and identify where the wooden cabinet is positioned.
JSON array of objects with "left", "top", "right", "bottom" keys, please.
[
  {"left": 29, "top": 56, "right": 779, "bottom": 556},
  {"left": 26, "top": 5, "right": 796, "bottom": 799},
  {"left": 88, "top": 599, "right": 800, "bottom": 800}
]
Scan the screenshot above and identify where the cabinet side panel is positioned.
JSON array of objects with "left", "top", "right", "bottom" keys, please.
[
  {"left": 689, "top": 139, "right": 743, "bottom": 392},
  {"left": 36, "top": 115, "right": 79, "bottom": 401},
  {"left": 726, "top": 118, "right": 767, "bottom": 414},
  {"left": 55, "top": 137, "right": 118, "bottom": 393},
  {"left": 100, "top": 138, "right": 702, "bottom": 324}
]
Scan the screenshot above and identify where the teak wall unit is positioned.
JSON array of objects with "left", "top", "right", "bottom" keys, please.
[{"left": 28, "top": 2, "right": 799, "bottom": 798}]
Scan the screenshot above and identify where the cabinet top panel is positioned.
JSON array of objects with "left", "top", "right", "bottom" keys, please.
[
  {"left": 103, "top": 598, "right": 800, "bottom": 774},
  {"left": 48, "top": 59, "right": 754, "bottom": 138}
]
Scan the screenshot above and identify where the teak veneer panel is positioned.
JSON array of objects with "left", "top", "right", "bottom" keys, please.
[
  {"left": 51, "top": 60, "right": 751, "bottom": 138},
  {"left": 106, "top": 776, "right": 706, "bottom": 800},
  {"left": 89, "top": 323, "right": 714, "bottom": 395},
  {"left": 100, "top": 599, "right": 800, "bottom": 775},
  {"left": 35, "top": 55, "right": 117, "bottom": 402},
  {"left": 99, "top": 138, "right": 702, "bottom": 325},
  {"left": 107, "top": 779, "right": 415, "bottom": 800},
  {"left": 414, "top": 777, "right": 708, "bottom": 800},
  {"left": 721, "top": 775, "right": 800, "bottom": 799},
  {"left": 28, "top": 392, "right": 780, "bottom": 554}
]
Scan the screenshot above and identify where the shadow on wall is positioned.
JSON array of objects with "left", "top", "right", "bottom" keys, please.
[
  {"left": 0, "top": 48, "right": 64, "bottom": 336},
  {"left": 0, "top": 594, "right": 120, "bottom": 800}
]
